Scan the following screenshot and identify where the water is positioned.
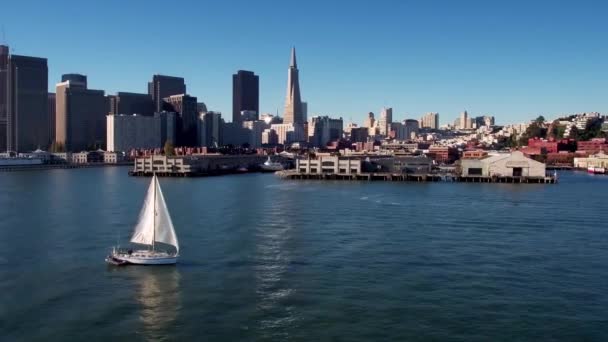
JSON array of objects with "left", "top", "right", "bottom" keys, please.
[{"left": 1, "top": 168, "right": 607, "bottom": 341}]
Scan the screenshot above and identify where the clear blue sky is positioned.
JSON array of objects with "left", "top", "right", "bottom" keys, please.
[{"left": 2, "top": 0, "right": 607, "bottom": 125}]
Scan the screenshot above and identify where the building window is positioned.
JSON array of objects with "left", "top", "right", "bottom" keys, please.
[
  {"left": 351, "top": 169, "right": 358, "bottom": 174},
  {"left": 310, "top": 168, "right": 317, "bottom": 173},
  {"left": 321, "top": 161, "right": 335, "bottom": 166},
  {"left": 339, "top": 168, "right": 347, "bottom": 173},
  {"left": 299, "top": 168, "right": 306, "bottom": 173},
  {"left": 468, "top": 168, "right": 482, "bottom": 175}
]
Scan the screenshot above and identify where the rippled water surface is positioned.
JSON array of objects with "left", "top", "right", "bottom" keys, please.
[{"left": 1, "top": 168, "right": 607, "bottom": 341}]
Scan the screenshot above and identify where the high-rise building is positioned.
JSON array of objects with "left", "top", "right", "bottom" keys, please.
[
  {"left": 108, "top": 92, "right": 154, "bottom": 116},
  {"left": 378, "top": 107, "right": 393, "bottom": 136},
  {"left": 262, "top": 129, "right": 279, "bottom": 146},
  {"left": 197, "top": 111, "right": 222, "bottom": 148},
  {"left": 107, "top": 112, "right": 176, "bottom": 152},
  {"left": 475, "top": 115, "right": 495, "bottom": 128},
  {"left": 301, "top": 101, "right": 308, "bottom": 123},
  {"left": 271, "top": 123, "right": 305, "bottom": 145},
  {"left": 0, "top": 45, "right": 8, "bottom": 152},
  {"left": 48, "top": 93, "right": 56, "bottom": 143},
  {"left": 240, "top": 110, "right": 258, "bottom": 122},
  {"left": 364, "top": 112, "right": 376, "bottom": 136},
  {"left": 197, "top": 102, "right": 207, "bottom": 114},
  {"left": 404, "top": 119, "right": 420, "bottom": 140},
  {"left": 61, "top": 73, "right": 87, "bottom": 86},
  {"left": 242, "top": 120, "right": 266, "bottom": 148},
  {"left": 148, "top": 75, "right": 186, "bottom": 112},
  {"left": 420, "top": 112, "right": 439, "bottom": 129},
  {"left": 308, "top": 116, "right": 344, "bottom": 147},
  {"left": 261, "top": 113, "right": 282, "bottom": 125},
  {"left": 459, "top": 110, "right": 469, "bottom": 129},
  {"left": 6, "top": 53, "right": 49, "bottom": 152},
  {"left": 164, "top": 94, "right": 198, "bottom": 146},
  {"left": 55, "top": 74, "right": 107, "bottom": 151},
  {"left": 232, "top": 70, "right": 259, "bottom": 123},
  {"left": 350, "top": 127, "right": 369, "bottom": 143},
  {"left": 283, "top": 47, "right": 304, "bottom": 125}
]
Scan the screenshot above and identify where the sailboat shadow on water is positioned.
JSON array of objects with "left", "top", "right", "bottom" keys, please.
[{"left": 106, "top": 174, "right": 180, "bottom": 265}]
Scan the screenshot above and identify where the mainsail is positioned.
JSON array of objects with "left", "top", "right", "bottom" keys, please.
[{"left": 130, "top": 175, "right": 179, "bottom": 253}]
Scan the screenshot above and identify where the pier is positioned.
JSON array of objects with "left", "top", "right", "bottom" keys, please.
[
  {"left": 129, "top": 154, "right": 268, "bottom": 177},
  {"left": 277, "top": 170, "right": 557, "bottom": 184}
]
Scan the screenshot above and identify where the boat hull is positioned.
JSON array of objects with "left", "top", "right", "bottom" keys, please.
[
  {"left": 108, "top": 250, "right": 178, "bottom": 265},
  {"left": 261, "top": 164, "right": 284, "bottom": 171},
  {"left": 587, "top": 167, "right": 606, "bottom": 174}
]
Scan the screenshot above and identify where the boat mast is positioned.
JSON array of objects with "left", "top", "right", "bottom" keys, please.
[{"left": 152, "top": 173, "right": 156, "bottom": 251}]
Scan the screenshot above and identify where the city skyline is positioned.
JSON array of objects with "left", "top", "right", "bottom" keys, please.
[{"left": 1, "top": 1, "right": 607, "bottom": 125}]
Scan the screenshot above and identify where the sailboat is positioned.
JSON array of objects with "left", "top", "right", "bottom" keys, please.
[
  {"left": 106, "top": 174, "right": 179, "bottom": 265},
  {"left": 260, "top": 156, "right": 284, "bottom": 171}
]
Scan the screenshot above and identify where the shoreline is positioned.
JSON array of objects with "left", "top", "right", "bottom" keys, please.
[{"left": 0, "top": 162, "right": 133, "bottom": 172}]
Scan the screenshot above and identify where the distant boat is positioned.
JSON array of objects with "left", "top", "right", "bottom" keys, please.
[
  {"left": 260, "top": 156, "right": 284, "bottom": 171},
  {"left": 587, "top": 166, "right": 606, "bottom": 174},
  {"left": 106, "top": 174, "right": 179, "bottom": 265}
]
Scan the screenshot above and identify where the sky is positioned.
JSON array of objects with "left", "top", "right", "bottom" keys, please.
[{"left": 2, "top": 0, "right": 607, "bottom": 125}]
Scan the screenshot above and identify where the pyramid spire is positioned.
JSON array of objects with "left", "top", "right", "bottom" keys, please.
[{"left": 290, "top": 46, "right": 297, "bottom": 68}]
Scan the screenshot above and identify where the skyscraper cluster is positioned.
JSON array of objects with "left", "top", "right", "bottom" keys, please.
[{"left": 0, "top": 45, "right": 348, "bottom": 153}]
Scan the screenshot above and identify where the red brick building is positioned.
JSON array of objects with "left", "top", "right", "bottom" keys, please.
[
  {"left": 527, "top": 138, "right": 575, "bottom": 154},
  {"left": 428, "top": 145, "right": 459, "bottom": 163},
  {"left": 577, "top": 138, "right": 608, "bottom": 154}
]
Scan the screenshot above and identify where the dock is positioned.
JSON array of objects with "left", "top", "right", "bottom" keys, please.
[{"left": 276, "top": 171, "right": 557, "bottom": 184}]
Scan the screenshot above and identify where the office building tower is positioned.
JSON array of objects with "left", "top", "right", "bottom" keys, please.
[
  {"left": 56, "top": 74, "right": 107, "bottom": 151},
  {"left": 242, "top": 120, "right": 266, "bottom": 148},
  {"left": 261, "top": 113, "right": 282, "bottom": 125},
  {"left": 301, "top": 101, "right": 308, "bottom": 123},
  {"left": 48, "top": 93, "right": 56, "bottom": 143},
  {"left": 420, "top": 112, "right": 439, "bottom": 129},
  {"left": 364, "top": 112, "right": 376, "bottom": 136},
  {"left": 61, "top": 73, "right": 87, "bottom": 86},
  {"left": 378, "top": 107, "right": 393, "bottom": 136},
  {"left": 108, "top": 92, "right": 154, "bottom": 116},
  {"left": 197, "top": 111, "right": 222, "bottom": 148},
  {"left": 107, "top": 112, "right": 176, "bottom": 152},
  {"left": 240, "top": 110, "right": 258, "bottom": 122},
  {"left": 475, "top": 115, "right": 495, "bottom": 128},
  {"left": 350, "top": 127, "right": 369, "bottom": 143},
  {"left": 459, "top": 110, "right": 469, "bottom": 129},
  {"left": 0, "top": 45, "right": 8, "bottom": 151},
  {"left": 6, "top": 52, "right": 49, "bottom": 152},
  {"left": 271, "top": 123, "right": 305, "bottom": 145},
  {"left": 232, "top": 70, "right": 259, "bottom": 123},
  {"left": 283, "top": 47, "right": 303, "bottom": 125},
  {"left": 262, "top": 129, "right": 279, "bottom": 145},
  {"left": 148, "top": 75, "right": 186, "bottom": 112},
  {"left": 164, "top": 94, "right": 198, "bottom": 146},
  {"left": 308, "top": 116, "right": 344, "bottom": 147},
  {"left": 197, "top": 102, "right": 207, "bottom": 114}
]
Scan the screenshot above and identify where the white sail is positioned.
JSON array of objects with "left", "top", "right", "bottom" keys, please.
[
  {"left": 153, "top": 176, "right": 179, "bottom": 253},
  {"left": 130, "top": 177, "right": 156, "bottom": 246},
  {"left": 130, "top": 175, "right": 179, "bottom": 253}
]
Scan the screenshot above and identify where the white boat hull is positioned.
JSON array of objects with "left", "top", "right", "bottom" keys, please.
[
  {"left": 261, "top": 164, "right": 284, "bottom": 171},
  {"left": 108, "top": 250, "right": 178, "bottom": 265}
]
